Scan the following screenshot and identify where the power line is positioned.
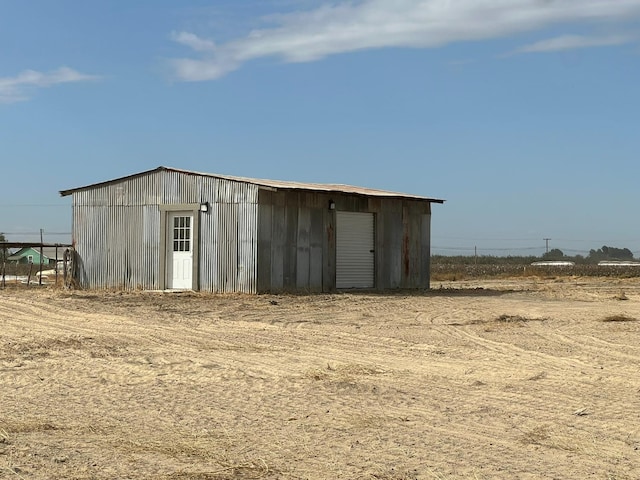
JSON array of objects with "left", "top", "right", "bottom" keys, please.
[
  {"left": 432, "top": 245, "right": 545, "bottom": 252},
  {"left": 432, "top": 235, "right": 546, "bottom": 241},
  {"left": 1, "top": 232, "right": 71, "bottom": 235}
]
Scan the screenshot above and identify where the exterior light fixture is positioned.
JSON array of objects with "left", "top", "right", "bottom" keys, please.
[
  {"left": 200, "top": 202, "right": 209, "bottom": 213},
  {"left": 328, "top": 200, "right": 336, "bottom": 211}
]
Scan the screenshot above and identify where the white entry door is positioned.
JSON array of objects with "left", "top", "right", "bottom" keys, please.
[
  {"left": 336, "top": 211, "right": 375, "bottom": 289},
  {"left": 167, "top": 212, "right": 194, "bottom": 290}
]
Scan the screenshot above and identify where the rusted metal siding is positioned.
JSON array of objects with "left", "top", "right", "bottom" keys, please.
[
  {"left": 68, "top": 167, "right": 436, "bottom": 293},
  {"left": 256, "top": 190, "right": 432, "bottom": 292},
  {"left": 71, "top": 170, "right": 258, "bottom": 292}
]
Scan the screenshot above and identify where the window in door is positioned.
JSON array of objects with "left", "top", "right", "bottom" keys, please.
[{"left": 173, "top": 216, "right": 191, "bottom": 252}]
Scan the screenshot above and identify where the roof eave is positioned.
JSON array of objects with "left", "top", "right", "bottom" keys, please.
[
  {"left": 59, "top": 166, "right": 446, "bottom": 203},
  {"left": 255, "top": 185, "right": 445, "bottom": 203}
]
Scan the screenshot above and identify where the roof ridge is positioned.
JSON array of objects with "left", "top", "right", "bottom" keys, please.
[{"left": 60, "top": 166, "right": 445, "bottom": 203}]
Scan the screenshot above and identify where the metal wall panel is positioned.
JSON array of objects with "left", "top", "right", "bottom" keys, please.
[
  {"left": 197, "top": 177, "right": 258, "bottom": 293},
  {"left": 283, "top": 201, "right": 298, "bottom": 290},
  {"left": 257, "top": 200, "right": 273, "bottom": 292},
  {"left": 270, "top": 203, "right": 286, "bottom": 290},
  {"left": 73, "top": 204, "right": 153, "bottom": 289},
  {"left": 308, "top": 208, "right": 324, "bottom": 292},
  {"left": 256, "top": 189, "right": 432, "bottom": 292},
  {"left": 237, "top": 202, "right": 257, "bottom": 293},
  {"left": 296, "top": 207, "right": 311, "bottom": 289},
  {"left": 420, "top": 213, "right": 431, "bottom": 289},
  {"left": 71, "top": 170, "right": 258, "bottom": 292}
]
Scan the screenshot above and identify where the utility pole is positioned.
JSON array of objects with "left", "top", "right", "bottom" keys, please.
[
  {"left": 39, "top": 229, "right": 44, "bottom": 286},
  {"left": 543, "top": 238, "right": 551, "bottom": 254}
]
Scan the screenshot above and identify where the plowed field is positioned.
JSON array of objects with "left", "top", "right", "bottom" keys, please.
[{"left": 1, "top": 277, "right": 640, "bottom": 479}]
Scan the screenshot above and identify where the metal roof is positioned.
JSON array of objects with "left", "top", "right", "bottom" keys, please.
[{"left": 60, "top": 166, "right": 445, "bottom": 203}]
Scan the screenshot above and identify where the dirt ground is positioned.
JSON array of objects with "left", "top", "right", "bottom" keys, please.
[{"left": 1, "top": 277, "right": 640, "bottom": 479}]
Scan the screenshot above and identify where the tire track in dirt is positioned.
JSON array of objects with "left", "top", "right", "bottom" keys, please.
[
  {"left": 3, "top": 285, "right": 640, "bottom": 479},
  {"left": 543, "top": 330, "right": 640, "bottom": 363},
  {"left": 400, "top": 307, "right": 636, "bottom": 435},
  {"left": 416, "top": 294, "right": 639, "bottom": 373},
  {"left": 440, "top": 329, "right": 630, "bottom": 421},
  {"left": 0, "top": 293, "right": 621, "bottom": 399},
  {"left": 0, "top": 296, "right": 118, "bottom": 339},
  {"left": 422, "top": 307, "right": 640, "bottom": 476}
]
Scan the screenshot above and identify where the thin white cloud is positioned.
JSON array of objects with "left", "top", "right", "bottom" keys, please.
[
  {"left": 169, "top": 0, "right": 640, "bottom": 81},
  {"left": 516, "top": 33, "right": 635, "bottom": 53},
  {"left": 0, "top": 67, "right": 100, "bottom": 104},
  {"left": 171, "top": 31, "right": 217, "bottom": 52}
]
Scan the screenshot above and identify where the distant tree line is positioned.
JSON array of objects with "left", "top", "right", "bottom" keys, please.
[
  {"left": 585, "top": 246, "right": 634, "bottom": 261},
  {"left": 542, "top": 245, "right": 635, "bottom": 262},
  {"left": 433, "top": 245, "right": 637, "bottom": 265}
]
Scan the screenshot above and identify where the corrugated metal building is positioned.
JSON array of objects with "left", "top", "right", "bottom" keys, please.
[{"left": 60, "top": 167, "right": 444, "bottom": 293}]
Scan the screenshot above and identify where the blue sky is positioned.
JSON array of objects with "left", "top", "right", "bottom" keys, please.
[{"left": 1, "top": 0, "right": 639, "bottom": 256}]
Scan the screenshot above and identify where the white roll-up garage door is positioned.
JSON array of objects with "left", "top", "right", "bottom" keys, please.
[{"left": 336, "top": 211, "right": 375, "bottom": 289}]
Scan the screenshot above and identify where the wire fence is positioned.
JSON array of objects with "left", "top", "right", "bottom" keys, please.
[{"left": 1, "top": 244, "right": 75, "bottom": 290}]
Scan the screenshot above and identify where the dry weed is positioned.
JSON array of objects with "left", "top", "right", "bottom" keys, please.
[
  {"left": 520, "top": 425, "right": 551, "bottom": 446},
  {"left": 165, "top": 460, "right": 273, "bottom": 479},
  {"left": 126, "top": 436, "right": 276, "bottom": 479},
  {"left": 0, "top": 335, "right": 127, "bottom": 361},
  {"left": 2, "top": 420, "right": 62, "bottom": 434},
  {"left": 520, "top": 425, "right": 600, "bottom": 456},
  {"left": 496, "top": 314, "right": 530, "bottom": 323},
  {"left": 601, "top": 314, "right": 637, "bottom": 323},
  {"left": 471, "top": 314, "right": 546, "bottom": 329},
  {"left": 306, "top": 363, "right": 387, "bottom": 382},
  {"left": 1, "top": 465, "right": 29, "bottom": 480},
  {"left": 527, "top": 371, "right": 547, "bottom": 381},
  {"left": 369, "top": 468, "right": 419, "bottom": 479}
]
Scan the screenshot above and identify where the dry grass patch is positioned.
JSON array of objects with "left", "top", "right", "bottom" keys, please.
[
  {"left": 306, "top": 362, "right": 388, "bottom": 382},
  {"left": 0, "top": 426, "right": 10, "bottom": 444},
  {"left": 369, "top": 468, "right": 419, "bottom": 480},
  {"left": 520, "top": 425, "right": 551, "bottom": 446},
  {"left": 496, "top": 314, "right": 532, "bottom": 323},
  {"left": 0, "top": 335, "right": 128, "bottom": 362},
  {"left": 470, "top": 314, "right": 547, "bottom": 329},
  {"left": 126, "top": 437, "right": 278, "bottom": 479},
  {"left": 527, "top": 371, "right": 548, "bottom": 381},
  {"left": 164, "top": 461, "right": 274, "bottom": 480},
  {"left": 601, "top": 314, "right": 638, "bottom": 323},
  {"left": 519, "top": 425, "right": 601, "bottom": 455},
  {"left": 1, "top": 419, "right": 63, "bottom": 434}
]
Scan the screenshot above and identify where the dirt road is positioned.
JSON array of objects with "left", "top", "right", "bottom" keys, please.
[{"left": 1, "top": 277, "right": 640, "bottom": 479}]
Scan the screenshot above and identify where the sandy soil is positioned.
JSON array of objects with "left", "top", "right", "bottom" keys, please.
[{"left": 1, "top": 277, "right": 640, "bottom": 479}]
